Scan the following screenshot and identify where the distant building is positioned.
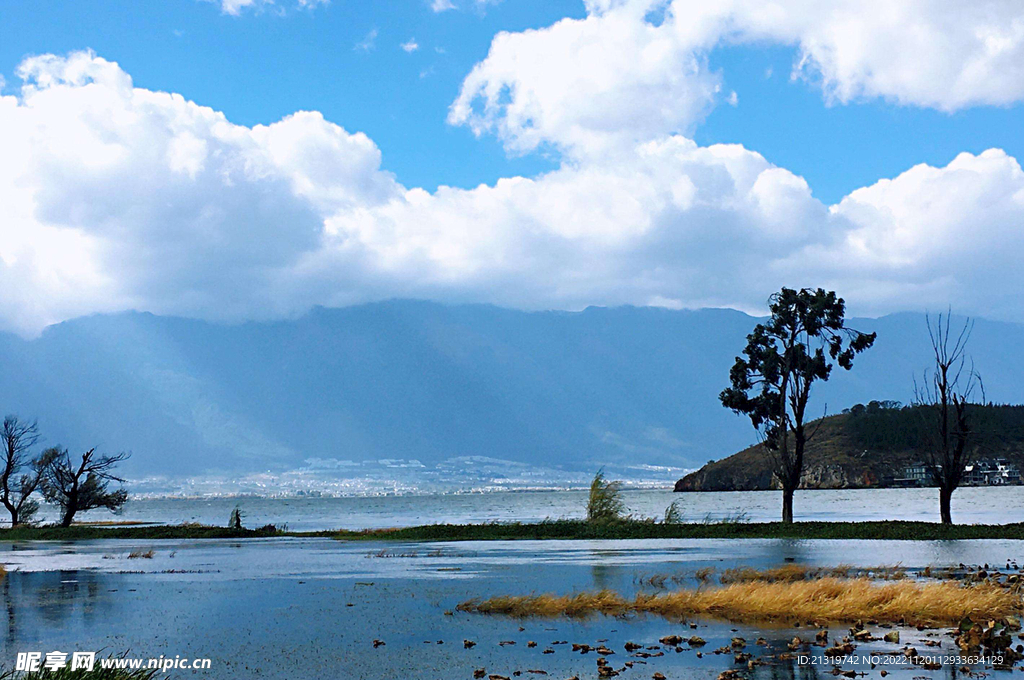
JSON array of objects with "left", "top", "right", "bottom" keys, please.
[
  {"left": 963, "top": 459, "right": 1022, "bottom": 486},
  {"left": 893, "top": 462, "right": 935, "bottom": 487}
]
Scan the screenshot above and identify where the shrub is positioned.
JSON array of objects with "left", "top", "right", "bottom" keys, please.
[
  {"left": 663, "top": 500, "right": 683, "bottom": 524},
  {"left": 586, "top": 470, "right": 624, "bottom": 523}
]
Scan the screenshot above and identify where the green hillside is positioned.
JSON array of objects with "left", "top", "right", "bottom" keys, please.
[{"left": 675, "top": 402, "right": 1024, "bottom": 491}]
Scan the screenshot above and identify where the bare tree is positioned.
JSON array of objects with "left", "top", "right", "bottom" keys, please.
[
  {"left": 39, "top": 447, "right": 130, "bottom": 527},
  {"left": 914, "top": 312, "right": 983, "bottom": 525},
  {"left": 0, "top": 416, "right": 46, "bottom": 526}
]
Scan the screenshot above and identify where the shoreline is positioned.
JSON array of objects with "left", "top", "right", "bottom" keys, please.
[{"left": 5, "top": 519, "right": 1024, "bottom": 542}]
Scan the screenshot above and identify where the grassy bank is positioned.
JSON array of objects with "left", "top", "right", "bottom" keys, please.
[
  {"left": 0, "top": 523, "right": 285, "bottom": 541},
  {"left": 5, "top": 519, "right": 1024, "bottom": 542},
  {"left": 331, "top": 519, "right": 1024, "bottom": 541}
]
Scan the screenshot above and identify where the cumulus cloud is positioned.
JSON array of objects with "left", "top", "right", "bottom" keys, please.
[
  {"left": 813, "top": 149, "right": 1024, "bottom": 319},
  {"left": 400, "top": 38, "right": 420, "bottom": 53},
  {"left": 450, "top": 0, "right": 1024, "bottom": 155},
  {"left": 0, "top": 52, "right": 399, "bottom": 332},
  {"left": 449, "top": 1, "right": 722, "bottom": 156},
  {"left": 2, "top": 51, "right": 1024, "bottom": 336}
]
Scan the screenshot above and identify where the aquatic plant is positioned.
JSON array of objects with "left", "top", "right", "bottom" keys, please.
[
  {"left": 701, "top": 510, "right": 750, "bottom": 525},
  {"left": 719, "top": 564, "right": 906, "bottom": 584},
  {"left": 663, "top": 500, "right": 683, "bottom": 524},
  {"left": 458, "top": 577, "right": 1019, "bottom": 627},
  {"left": 586, "top": 469, "right": 624, "bottom": 523},
  {"left": 126, "top": 549, "right": 155, "bottom": 560}
]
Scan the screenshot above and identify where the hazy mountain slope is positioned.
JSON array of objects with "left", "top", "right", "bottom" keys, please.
[{"left": 0, "top": 301, "right": 1020, "bottom": 483}]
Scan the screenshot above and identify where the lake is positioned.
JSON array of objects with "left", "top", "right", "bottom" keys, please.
[
  {"left": 18, "top": 485, "right": 1024, "bottom": 531},
  {"left": 2, "top": 487, "right": 1024, "bottom": 678},
  {"left": 3, "top": 535, "right": 1023, "bottom": 678}
]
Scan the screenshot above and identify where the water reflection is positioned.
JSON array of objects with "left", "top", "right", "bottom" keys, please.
[{"left": 1, "top": 571, "right": 117, "bottom": 650}]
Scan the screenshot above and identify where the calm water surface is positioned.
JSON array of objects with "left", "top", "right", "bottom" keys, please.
[
  {"left": 2, "top": 537, "right": 1023, "bottom": 678},
  {"left": 26, "top": 485, "right": 1024, "bottom": 531},
  {"left": 3, "top": 488, "right": 1024, "bottom": 679}
]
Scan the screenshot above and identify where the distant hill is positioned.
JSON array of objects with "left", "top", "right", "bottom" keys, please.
[
  {"left": 674, "top": 403, "right": 1024, "bottom": 491},
  {"left": 0, "top": 300, "right": 1022, "bottom": 492}
]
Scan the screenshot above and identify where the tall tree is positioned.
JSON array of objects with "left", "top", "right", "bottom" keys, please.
[
  {"left": 914, "top": 312, "right": 982, "bottom": 525},
  {"left": 39, "top": 447, "right": 129, "bottom": 527},
  {"left": 0, "top": 416, "right": 46, "bottom": 526},
  {"left": 720, "top": 288, "right": 876, "bottom": 523}
]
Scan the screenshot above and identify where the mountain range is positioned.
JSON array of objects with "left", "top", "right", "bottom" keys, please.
[{"left": 0, "top": 300, "right": 1020, "bottom": 494}]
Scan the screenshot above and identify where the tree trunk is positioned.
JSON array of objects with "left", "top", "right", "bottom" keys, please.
[
  {"left": 2, "top": 497, "right": 16, "bottom": 527},
  {"left": 782, "top": 486, "right": 795, "bottom": 524},
  {"left": 939, "top": 485, "right": 954, "bottom": 525},
  {"left": 60, "top": 505, "right": 76, "bottom": 528}
]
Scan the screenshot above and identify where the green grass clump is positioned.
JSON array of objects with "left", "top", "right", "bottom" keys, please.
[
  {"left": 586, "top": 470, "right": 625, "bottom": 523},
  {"left": 663, "top": 500, "right": 683, "bottom": 524}
]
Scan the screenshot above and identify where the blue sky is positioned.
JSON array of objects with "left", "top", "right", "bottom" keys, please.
[
  {"left": 1, "top": 0, "right": 1024, "bottom": 333},
  {"left": 4, "top": 0, "right": 1021, "bottom": 204},
  {"left": 0, "top": 0, "right": 571, "bottom": 192}
]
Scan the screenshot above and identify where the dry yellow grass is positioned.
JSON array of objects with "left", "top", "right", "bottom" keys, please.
[
  {"left": 459, "top": 578, "right": 1020, "bottom": 627},
  {"left": 0, "top": 564, "right": 6, "bottom": 580}
]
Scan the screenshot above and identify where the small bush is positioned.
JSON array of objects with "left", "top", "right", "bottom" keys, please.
[{"left": 586, "top": 470, "right": 624, "bottom": 523}]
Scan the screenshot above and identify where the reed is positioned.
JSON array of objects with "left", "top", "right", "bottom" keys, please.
[
  {"left": 459, "top": 578, "right": 1019, "bottom": 627},
  {"left": 586, "top": 470, "right": 625, "bottom": 523}
]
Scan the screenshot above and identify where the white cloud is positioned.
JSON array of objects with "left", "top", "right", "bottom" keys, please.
[
  {"left": 0, "top": 52, "right": 399, "bottom": 332},
  {"left": 400, "top": 38, "right": 420, "bottom": 53},
  {"left": 450, "top": 0, "right": 1024, "bottom": 155},
  {"left": 812, "top": 149, "right": 1024, "bottom": 319},
  {"left": 3, "top": 52, "right": 1024, "bottom": 336},
  {"left": 210, "top": 0, "right": 326, "bottom": 15},
  {"left": 430, "top": 0, "right": 502, "bottom": 12},
  {"left": 217, "top": 0, "right": 263, "bottom": 14},
  {"left": 354, "top": 28, "right": 378, "bottom": 52},
  {"left": 449, "top": 3, "right": 723, "bottom": 157}
]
